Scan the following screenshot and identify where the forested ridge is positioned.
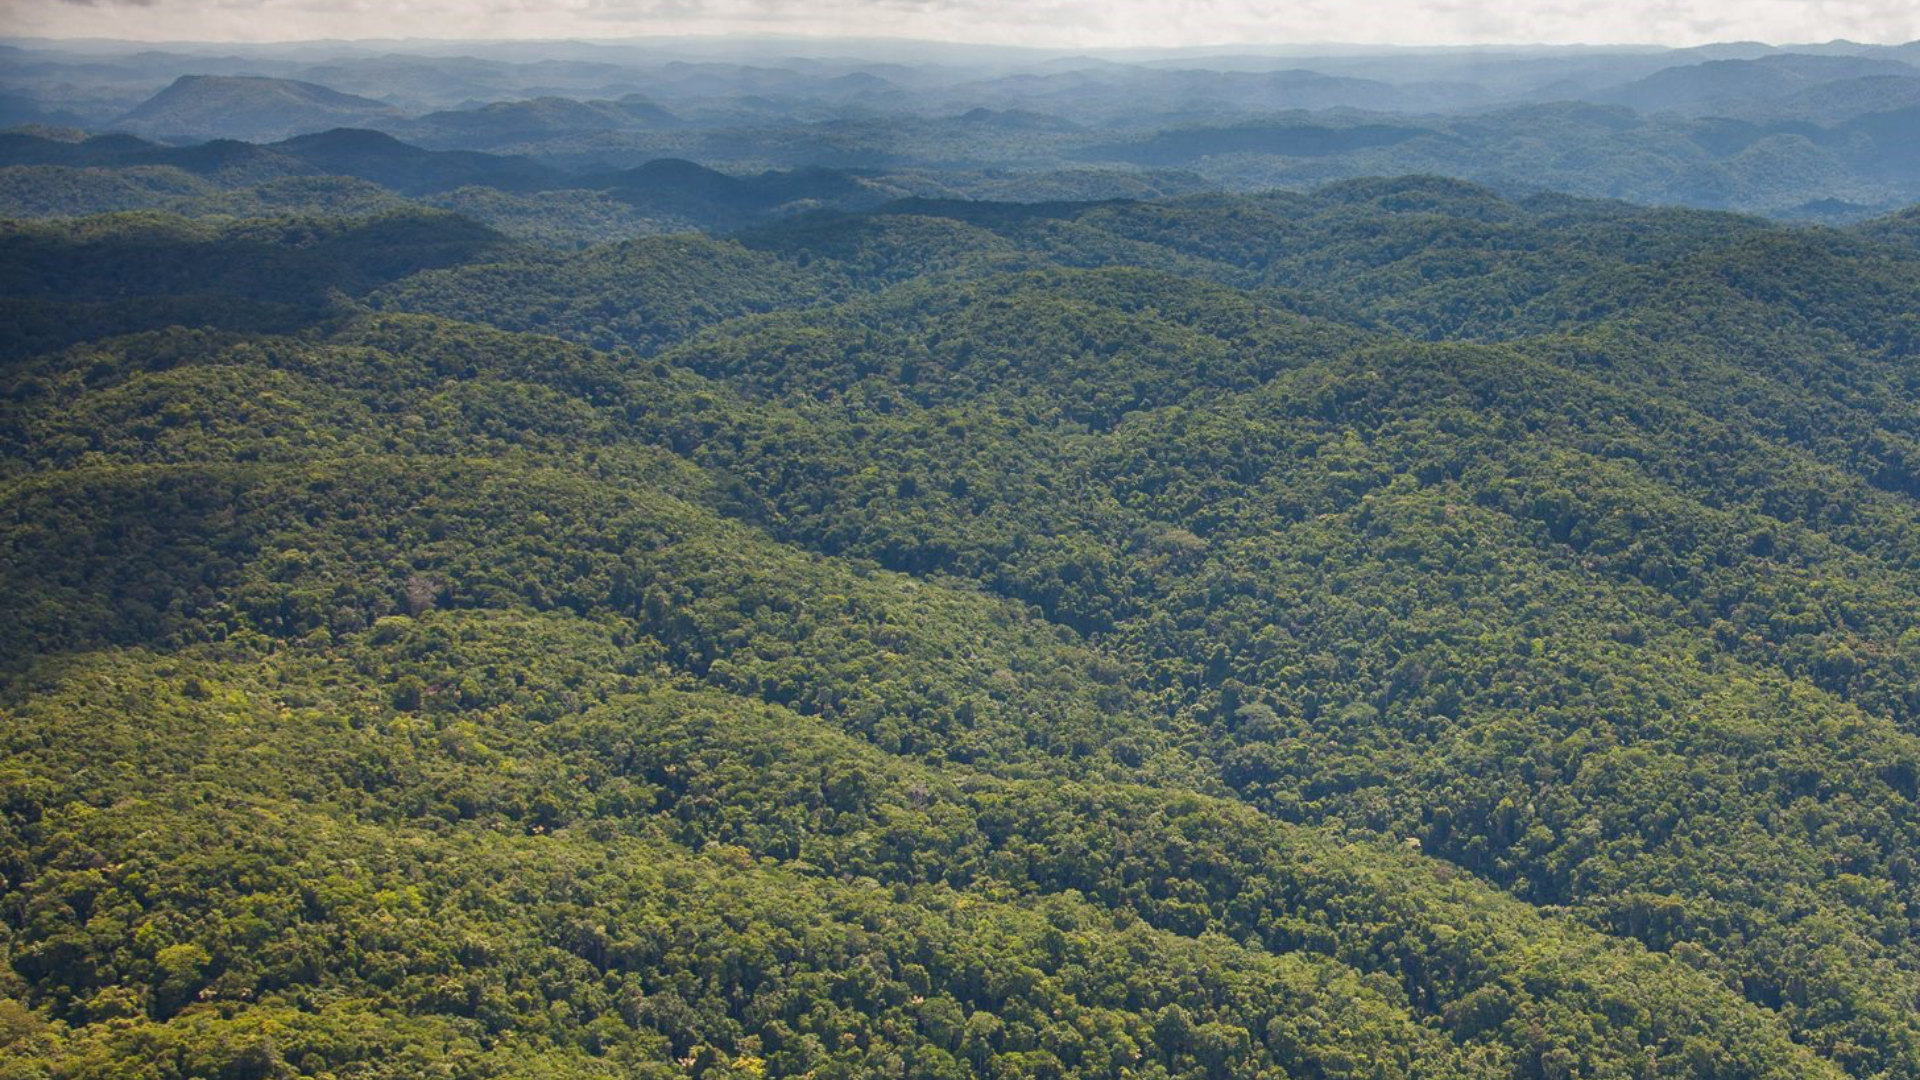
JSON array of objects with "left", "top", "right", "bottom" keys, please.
[{"left": 4, "top": 176, "right": 1920, "bottom": 1080}]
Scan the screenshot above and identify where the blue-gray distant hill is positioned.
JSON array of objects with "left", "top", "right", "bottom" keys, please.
[
  {"left": 380, "top": 94, "right": 683, "bottom": 150},
  {"left": 1596, "top": 53, "right": 1918, "bottom": 114},
  {"left": 113, "top": 75, "right": 403, "bottom": 143}
]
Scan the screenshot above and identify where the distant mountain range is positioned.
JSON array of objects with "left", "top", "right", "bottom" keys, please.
[
  {"left": 112, "top": 74, "right": 402, "bottom": 142},
  {"left": 2, "top": 38, "right": 1918, "bottom": 224},
  {"left": 381, "top": 94, "right": 683, "bottom": 149},
  {"left": 6, "top": 38, "right": 1912, "bottom": 138},
  {"left": 0, "top": 126, "right": 556, "bottom": 194},
  {"left": 0, "top": 127, "right": 943, "bottom": 238},
  {"left": 1595, "top": 53, "right": 1920, "bottom": 113}
]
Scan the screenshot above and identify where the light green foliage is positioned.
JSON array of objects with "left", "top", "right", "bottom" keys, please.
[{"left": 3, "top": 178, "right": 1919, "bottom": 1078}]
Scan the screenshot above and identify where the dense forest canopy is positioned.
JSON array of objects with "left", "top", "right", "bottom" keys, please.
[
  {"left": 4, "top": 28, "right": 1920, "bottom": 1080},
  {"left": 3, "top": 169, "right": 1920, "bottom": 1079}
]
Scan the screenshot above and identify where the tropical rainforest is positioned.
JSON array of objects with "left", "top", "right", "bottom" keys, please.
[{"left": 5, "top": 29, "right": 1920, "bottom": 1080}]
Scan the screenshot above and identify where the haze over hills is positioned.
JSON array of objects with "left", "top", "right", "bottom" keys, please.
[
  {"left": 0, "top": 126, "right": 1164, "bottom": 241},
  {"left": 2, "top": 35, "right": 1918, "bottom": 218},
  {"left": 111, "top": 74, "right": 403, "bottom": 142},
  {"left": 1592, "top": 52, "right": 1920, "bottom": 113},
  {"left": 6, "top": 24, "right": 1920, "bottom": 1080},
  {"left": 382, "top": 94, "right": 684, "bottom": 149}
]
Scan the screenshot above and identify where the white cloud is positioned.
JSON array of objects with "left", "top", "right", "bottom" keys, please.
[{"left": 4, "top": 0, "right": 1918, "bottom": 46}]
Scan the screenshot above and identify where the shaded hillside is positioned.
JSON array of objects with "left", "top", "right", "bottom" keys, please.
[
  {"left": 1596, "top": 53, "right": 1918, "bottom": 114},
  {"left": 112, "top": 74, "right": 403, "bottom": 142},
  {"left": 1076, "top": 121, "right": 1431, "bottom": 165},
  {"left": 0, "top": 130, "right": 311, "bottom": 186},
  {"left": 381, "top": 93, "right": 682, "bottom": 149},
  {"left": 1857, "top": 203, "right": 1920, "bottom": 250},
  {"left": 267, "top": 128, "right": 562, "bottom": 193},
  {"left": 4, "top": 180, "right": 1920, "bottom": 1079},
  {"left": 0, "top": 129, "right": 1160, "bottom": 239}
]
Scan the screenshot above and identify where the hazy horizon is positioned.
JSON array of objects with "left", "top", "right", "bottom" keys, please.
[
  {"left": 6, "top": 0, "right": 1919, "bottom": 50},
  {"left": 6, "top": 33, "right": 1917, "bottom": 57}
]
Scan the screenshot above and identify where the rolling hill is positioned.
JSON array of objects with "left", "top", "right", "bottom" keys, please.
[
  {"left": 4, "top": 178, "right": 1920, "bottom": 1078},
  {"left": 380, "top": 93, "right": 683, "bottom": 149},
  {"left": 112, "top": 74, "right": 404, "bottom": 142},
  {"left": 1596, "top": 53, "right": 1918, "bottom": 114}
]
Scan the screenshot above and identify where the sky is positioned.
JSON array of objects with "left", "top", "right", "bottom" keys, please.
[{"left": 4, "top": 0, "right": 1919, "bottom": 48}]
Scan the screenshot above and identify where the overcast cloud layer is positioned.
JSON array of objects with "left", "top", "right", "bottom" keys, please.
[{"left": 3, "top": 0, "right": 1918, "bottom": 49}]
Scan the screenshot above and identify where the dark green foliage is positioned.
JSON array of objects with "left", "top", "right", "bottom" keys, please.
[
  {"left": 0, "top": 165, "right": 212, "bottom": 217},
  {"left": 0, "top": 210, "right": 508, "bottom": 359},
  {"left": 367, "top": 235, "right": 827, "bottom": 353},
  {"left": 5, "top": 180, "right": 1920, "bottom": 1079}
]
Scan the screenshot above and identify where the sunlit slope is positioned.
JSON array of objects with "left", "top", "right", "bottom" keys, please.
[{"left": 4, "top": 180, "right": 1920, "bottom": 1078}]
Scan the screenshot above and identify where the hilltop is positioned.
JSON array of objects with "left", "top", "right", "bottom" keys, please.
[
  {"left": 3, "top": 178, "right": 1920, "bottom": 1078},
  {"left": 112, "top": 74, "right": 403, "bottom": 143}
]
